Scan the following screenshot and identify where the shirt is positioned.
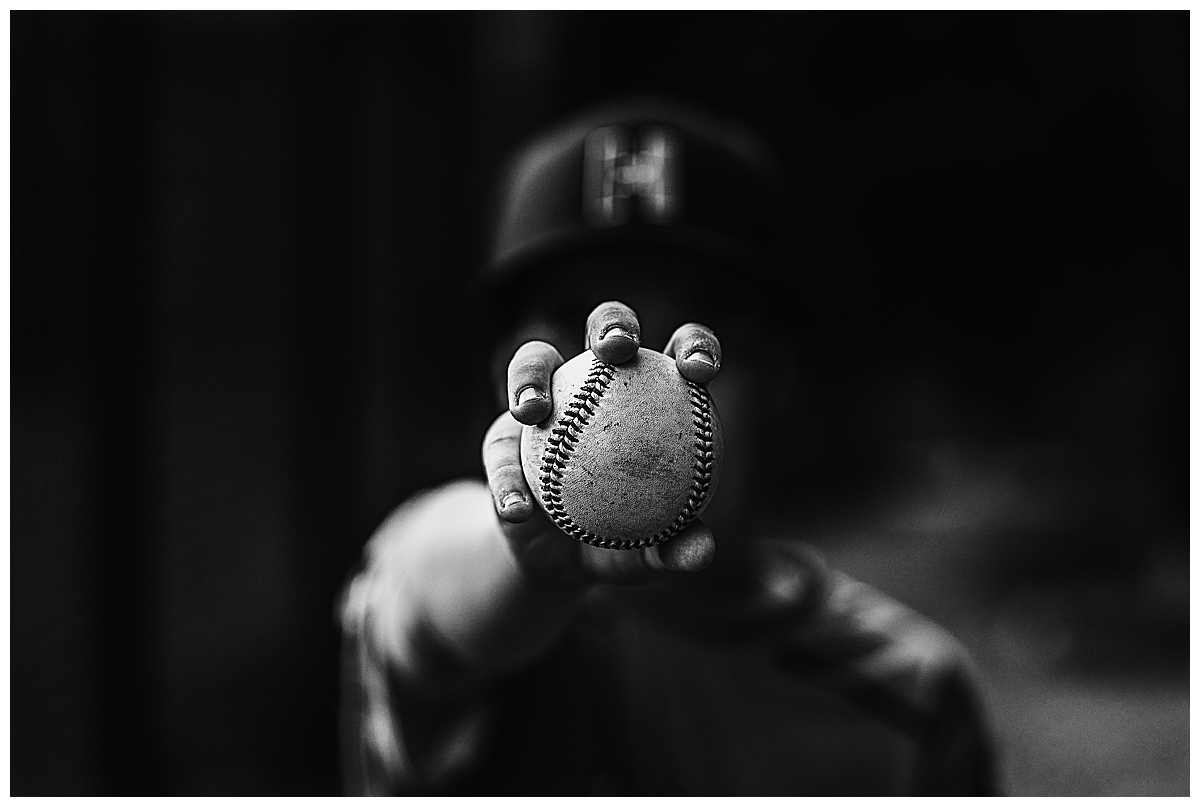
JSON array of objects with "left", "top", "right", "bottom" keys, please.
[{"left": 338, "top": 484, "right": 1000, "bottom": 796}]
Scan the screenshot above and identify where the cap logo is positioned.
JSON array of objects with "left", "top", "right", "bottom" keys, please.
[{"left": 583, "top": 125, "right": 682, "bottom": 228}]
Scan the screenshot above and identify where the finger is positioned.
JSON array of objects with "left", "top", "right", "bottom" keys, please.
[
  {"left": 579, "top": 519, "right": 716, "bottom": 584},
  {"left": 654, "top": 520, "right": 717, "bottom": 573},
  {"left": 483, "top": 412, "right": 584, "bottom": 585},
  {"left": 482, "top": 411, "right": 535, "bottom": 523},
  {"left": 664, "top": 322, "right": 722, "bottom": 384},
  {"left": 507, "top": 341, "right": 564, "bottom": 425},
  {"left": 584, "top": 301, "right": 641, "bottom": 364}
]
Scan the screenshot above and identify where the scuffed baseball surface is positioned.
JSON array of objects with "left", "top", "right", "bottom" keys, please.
[{"left": 521, "top": 348, "right": 723, "bottom": 550}]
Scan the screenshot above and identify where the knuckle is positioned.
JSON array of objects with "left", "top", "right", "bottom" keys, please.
[
  {"left": 590, "top": 301, "right": 638, "bottom": 328},
  {"left": 509, "top": 344, "right": 553, "bottom": 375},
  {"left": 513, "top": 339, "right": 553, "bottom": 359},
  {"left": 490, "top": 452, "right": 525, "bottom": 477},
  {"left": 682, "top": 324, "right": 718, "bottom": 347},
  {"left": 484, "top": 430, "right": 521, "bottom": 453},
  {"left": 483, "top": 413, "right": 519, "bottom": 445}
]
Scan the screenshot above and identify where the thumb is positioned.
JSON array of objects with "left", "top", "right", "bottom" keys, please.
[{"left": 580, "top": 519, "right": 716, "bottom": 584}]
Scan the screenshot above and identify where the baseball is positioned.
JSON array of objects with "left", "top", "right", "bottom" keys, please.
[{"left": 521, "top": 347, "right": 723, "bottom": 550}]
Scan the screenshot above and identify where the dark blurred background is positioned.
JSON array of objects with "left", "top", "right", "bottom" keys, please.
[{"left": 11, "top": 11, "right": 1188, "bottom": 796}]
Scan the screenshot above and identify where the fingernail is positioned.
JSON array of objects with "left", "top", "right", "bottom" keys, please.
[
  {"left": 684, "top": 350, "right": 715, "bottom": 367},
  {"left": 601, "top": 325, "right": 636, "bottom": 343},
  {"left": 501, "top": 491, "right": 526, "bottom": 510},
  {"left": 517, "top": 386, "right": 544, "bottom": 407}
]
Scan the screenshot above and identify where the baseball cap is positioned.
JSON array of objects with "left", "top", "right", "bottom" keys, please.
[{"left": 477, "top": 95, "right": 793, "bottom": 298}]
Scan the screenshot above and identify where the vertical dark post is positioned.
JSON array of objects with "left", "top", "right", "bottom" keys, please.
[
  {"left": 280, "top": 13, "right": 479, "bottom": 791},
  {"left": 280, "top": 16, "right": 364, "bottom": 792},
  {"left": 12, "top": 11, "right": 108, "bottom": 794},
  {"left": 81, "top": 12, "right": 165, "bottom": 794}
]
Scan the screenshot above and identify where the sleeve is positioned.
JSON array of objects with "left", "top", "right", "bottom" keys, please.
[
  {"left": 336, "top": 487, "right": 495, "bottom": 796},
  {"left": 793, "top": 565, "right": 1004, "bottom": 796},
  {"left": 911, "top": 662, "right": 1002, "bottom": 795}
]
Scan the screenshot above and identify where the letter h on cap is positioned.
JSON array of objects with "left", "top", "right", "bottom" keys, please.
[{"left": 583, "top": 125, "right": 683, "bottom": 229}]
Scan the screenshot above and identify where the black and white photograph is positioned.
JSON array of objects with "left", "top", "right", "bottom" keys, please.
[{"left": 9, "top": 8, "right": 1190, "bottom": 797}]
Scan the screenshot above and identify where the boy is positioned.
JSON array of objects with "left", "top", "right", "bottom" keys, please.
[{"left": 339, "top": 97, "right": 999, "bottom": 796}]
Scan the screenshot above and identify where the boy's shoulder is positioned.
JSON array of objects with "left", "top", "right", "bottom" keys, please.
[
  {"left": 786, "top": 547, "right": 980, "bottom": 710},
  {"left": 587, "top": 538, "right": 1001, "bottom": 794}
]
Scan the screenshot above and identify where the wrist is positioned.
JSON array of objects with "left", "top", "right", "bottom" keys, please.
[{"left": 416, "top": 516, "right": 586, "bottom": 676}]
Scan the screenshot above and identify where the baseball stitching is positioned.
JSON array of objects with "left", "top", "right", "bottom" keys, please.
[{"left": 538, "top": 355, "right": 716, "bottom": 550}]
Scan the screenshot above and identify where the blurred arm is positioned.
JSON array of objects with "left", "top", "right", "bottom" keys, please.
[{"left": 338, "top": 481, "right": 585, "bottom": 794}]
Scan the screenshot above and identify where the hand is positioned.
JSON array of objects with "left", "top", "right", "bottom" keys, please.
[{"left": 482, "top": 301, "right": 723, "bottom": 588}]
